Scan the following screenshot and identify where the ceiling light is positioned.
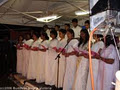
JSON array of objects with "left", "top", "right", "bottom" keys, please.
[
  {"left": 36, "top": 15, "right": 61, "bottom": 22},
  {"left": 75, "top": 11, "right": 89, "bottom": 16}
]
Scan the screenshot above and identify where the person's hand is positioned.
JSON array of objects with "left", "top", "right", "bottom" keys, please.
[
  {"left": 83, "top": 54, "right": 89, "bottom": 58},
  {"left": 65, "top": 53, "right": 69, "bottom": 57}
]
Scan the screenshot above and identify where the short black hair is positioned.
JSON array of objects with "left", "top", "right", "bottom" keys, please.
[
  {"left": 67, "top": 29, "right": 75, "bottom": 38},
  {"left": 55, "top": 25, "right": 60, "bottom": 28},
  {"left": 65, "top": 23, "right": 70, "bottom": 28},
  {"left": 59, "top": 29, "right": 66, "bottom": 35},
  {"left": 85, "top": 20, "right": 90, "bottom": 24},
  {"left": 72, "top": 18, "right": 78, "bottom": 23},
  {"left": 50, "top": 30, "right": 58, "bottom": 38}
]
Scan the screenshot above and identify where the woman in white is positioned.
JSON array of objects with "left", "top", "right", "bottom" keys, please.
[
  {"left": 27, "top": 32, "right": 40, "bottom": 79},
  {"left": 16, "top": 35, "right": 24, "bottom": 74},
  {"left": 45, "top": 30, "right": 58, "bottom": 86},
  {"left": 63, "top": 29, "right": 79, "bottom": 90},
  {"left": 22, "top": 34, "right": 33, "bottom": 77},
  {"left": 73, "top": 29, "right": 89, "bottom": 90},
  {"left": 56, "top": 29, "right": 67, "bottom": 88},
  {"left": 86, "top": 33, "right": 104, "bottom": 90},
  {"left": 36, "top": 32, "right": 49, "bottom": 83},
  {"left": 96, "top": 35, "right": 119, "bottom": 90}
]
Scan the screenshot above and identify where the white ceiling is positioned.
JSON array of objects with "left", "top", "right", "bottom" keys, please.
[{"left": 0, "top": 0, "right": 89, "bottom": 27}]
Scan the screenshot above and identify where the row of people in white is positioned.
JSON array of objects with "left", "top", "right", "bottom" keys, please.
[{"left": 17, "top": 29, "right": 119, "bottom": 90}]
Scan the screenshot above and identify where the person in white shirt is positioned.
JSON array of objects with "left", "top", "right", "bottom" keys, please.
[
  {"left": 36, "top": 32, "right": 49, "bottom": 83},
  {"left": 56, "top": 29, "right": 67, "bottom": 88},
  {"left": 72, "top": 18, "right": 81, "bottom": 39},
  {"left": 84, "top": 20, "right": 90, "bottom": 33},
  {"left": 43, "top": 25, "right": 51, "bottom": 40},
  {"left": 55, "top": 25, "right": 60, "bottom": 40},
  {"left": 45, "top": 30, "right": 58, "bottom": 86},
  {"left": 64, "top": 24, "right": 70, "bottom": 40},
  {"left": 27, "top": 32, "right": 41, "bottom": 79}
]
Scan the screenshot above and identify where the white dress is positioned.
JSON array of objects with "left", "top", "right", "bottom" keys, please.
[
  {"left": 16, "top": 44, "right": 23, "bottom": 74},
  {"left": 86, "top": 41, "right": 104, "bottom": 90},
  {"left": 73, "top": 42, "right": 89, "bottom": 90},
  {"left": 63, "top": 39, "right": 79, "bottom": 90},
  {"left": 27, "top": 39, "right": 40, "bottom": 79},
  {"left": 96, "top": 44, "right": 119, "bottom": 90},
  {"left": 76, "top": 42, "right": 88, "bottom": 68},
  {"left": 57, "top": 39, "right": 67, "bottom": 88},
  {"left": 36, "top": 40, "right": 49, "bottom": 83},
  {"left": 22, "top": 39, "right": 33, "bottom": 77},
  {"left": 45, "top": 39, "right": 58, "bottom": 85}
]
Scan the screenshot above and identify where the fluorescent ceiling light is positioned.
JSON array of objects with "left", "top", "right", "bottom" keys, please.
[
  {"left": 36, "top": 15, "right": 61, "bottom": 22},
  {"left": 75, "top": 11, "right": 89, "bottom": 16}
]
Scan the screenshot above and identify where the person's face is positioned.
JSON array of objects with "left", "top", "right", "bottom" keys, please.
[
  {"left": 50, "top": 33, "right": 55, "bottom": 39},
  {"left": 19, "top": 36, "right": 23, "bottom": 41},
  {"left": 64, "top": 25, "right": 69, "bottom": 30},
  {"left": 85, "top": 23, "right": 89, "bottom": 29},
  {"left": 32, "top": 34, "right": 37, "bottom": 40},
  {"left": 59, "top": 32, "right": 65, "bottom": 39},
  {"left": 26, "top": 35, "right": 30, "bottom": 40},
  {"left": 80, "top": 31, "right": 86, "bottom": 40},
  {"left": 67, "top": 32, "right": 73, "bottom": 39},
  {"left": 93, "top": 34, "right": 98, "bottom": 40},
  {"left": 72, "top": 22, "right": 78, "bottom": 27},
  {"left": 41, "top": 35, "right": 45, "bottom": 40},
  {"left": 55, "top": 26, "right": 59, "bottom": 31}
]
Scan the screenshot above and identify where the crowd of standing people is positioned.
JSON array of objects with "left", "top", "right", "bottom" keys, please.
[{"left": 16, "top": 18, "right": 120, "bottom": 90}]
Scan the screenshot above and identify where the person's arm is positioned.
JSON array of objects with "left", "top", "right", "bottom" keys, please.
[{"left": 99, "top": 56, "right": 114, "bottom": 64}]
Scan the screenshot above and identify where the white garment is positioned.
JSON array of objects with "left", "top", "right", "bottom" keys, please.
[
  {"left": 45, "top": 39, "right": 58, "bottom": 85},
  {"left": 97, "top": 44, "right": 119, "bottom": 90},
  {"left": 72, "top": 26, "right": 81, "bottom": 38},
  {"left": 36, "top": 40, "right": 49, "bottom": 83},
  {"left": 86, "top": 41, "right": 104, "bottom": 90},
  {"left": 22, "top": 39, "right": 33, "bottom": 77},
  {"left": 63, "top": 39, "right": 79, "bottom": 90},
  {"left": 17, "top": 49, "right": 23, "bottom": 74},
  {"left": 46, "top": 29, "right": 52, "bottom": 40},
  {"left": 27, "top": 39, "right": 40, "bottom": 79},
  {"left": 57, "top": 39, "right": 67, "bottom": 88}
]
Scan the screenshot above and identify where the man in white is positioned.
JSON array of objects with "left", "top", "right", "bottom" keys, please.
[{"left": 72, "top": 18, "right": 81, "bottom": 39}]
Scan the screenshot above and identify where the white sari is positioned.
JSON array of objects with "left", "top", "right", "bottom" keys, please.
[
  {"left": 86, "top": 41, "right": 104, "bottom": 90},
  {"left": 45, "top": 39, "right": 58, "bottom": 85},
  {"left": 63, "top": 39, "right": 79, "bottom": 90},
  {"left": 57, "top": 38, "right": 67, "bottom": 88},
  {"left": 97, "top": 44, "right": 119, "bottom": 90},
  {"left": 36, "top": 40, "right": 49, "bottom": 83},
  {"left": 22, "top": 39, "right": 33, "bottom": 77},
  {"left": 73, "top": 42, "right": 89, "bottom": 90},
  {"left": 27, "top": 39, "right": 40, "bottom": 79},
  {"left": 16, "top": 44, "right": 23, "bottom": 74}
]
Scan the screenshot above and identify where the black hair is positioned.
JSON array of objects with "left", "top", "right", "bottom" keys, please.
[
  {"left": 96, "top": 34, "right": 104, "bottom": 42},
  {"left": 72, "top": 18, "right": 78, "bottom": 23},
  {"left": 50, "top": 30, "right": 58, "bottom": 38},
  {"left": 18, "top": 35, "right": 24, "bottom": 41},
  {"left": 105, "top": 35, "right": 115, "bottom": 47},
  {"left": 78, "top": 29, "right": 89, "bottom": 47},
  {"left": 33, "top": 32, "right": 39, "bottom": 38},
  {"left": 55, "top": 25, "right": 60, "bottom": 28},
  {"left": 41, "top": 32, "right": 49, "bottom": 40},
  {"left": 67, "top": 29, "right": 75, "bottom": 38},
  {"left": 65, "top": 23, "right": 70, "bottom": 28},
  {"left": 85, "top": 20, "right": 90, "bottom": 24},
  {"left": 59, "top": 29, "right": 66, "bottom": 35}
]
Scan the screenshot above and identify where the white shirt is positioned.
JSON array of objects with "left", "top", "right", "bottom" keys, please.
[{"left": 72, "top": 26, "right": 81, "bottom": 38}]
